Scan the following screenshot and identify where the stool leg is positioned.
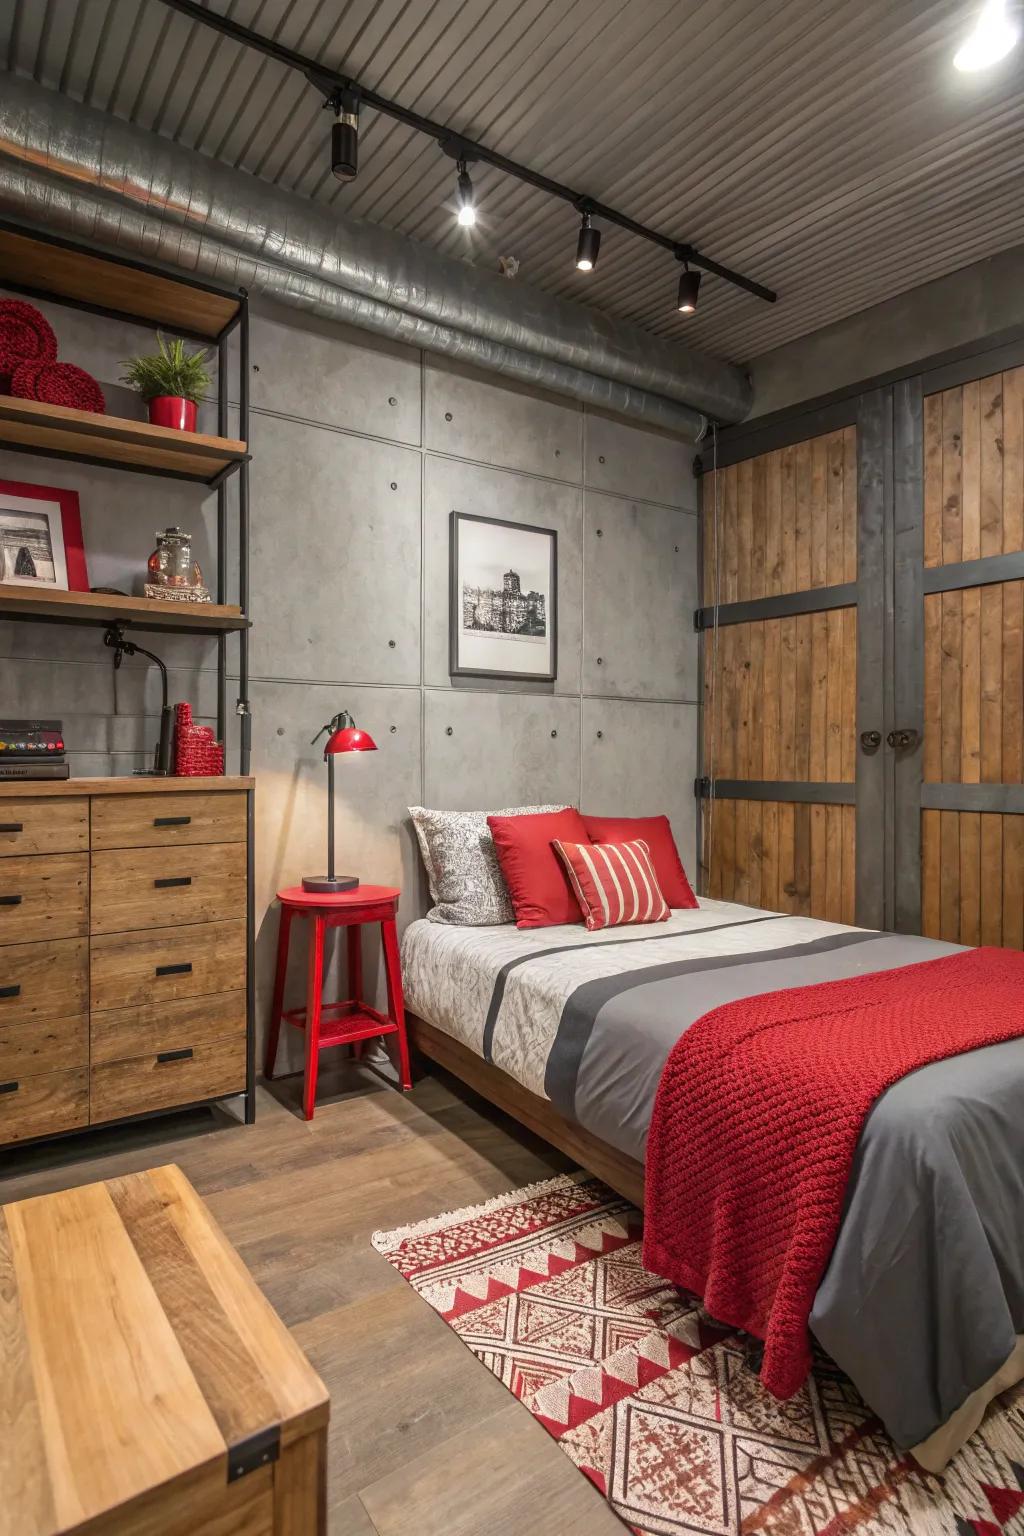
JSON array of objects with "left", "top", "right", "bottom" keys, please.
[
  {"left": 347, "top": 924, "right": 364, "bottom": 1061},
  {"left": 381, "top": 916, "right": 412, "bottom": 1091},
  {"left": 265, "top": 905, "right": 293, "bottom": 1081},
  {"left": 303, "top": 915, "right": 325, "bottom": 1121}
]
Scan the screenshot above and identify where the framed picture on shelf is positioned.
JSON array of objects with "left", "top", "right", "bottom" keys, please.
[
  {"left": 449, "top": 510, "right": 558, "bottom": 682},
  {"left": 0, "top": 478, "right": 88, "bottom": 591}
]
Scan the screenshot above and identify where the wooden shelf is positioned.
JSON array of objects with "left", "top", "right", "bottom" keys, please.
[
  {"left": 0, "top": 224, "right": 242, "bottom": 339},
  {"left": 0, "top": 775, "right": 253, "bottom": 797},
  {"left": 0, "top": 397, "right": 247, "bottom": 483},
  {"left": 0, "top": 585, "right": 248, "bottom": 634}
]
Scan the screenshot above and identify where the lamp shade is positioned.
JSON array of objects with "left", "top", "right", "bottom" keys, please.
[{"left": 324, "top": 724, "right": 377, "bottom": 754}]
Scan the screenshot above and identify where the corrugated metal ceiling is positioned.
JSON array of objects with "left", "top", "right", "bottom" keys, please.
[{"left": 3, "top": 0, "right": 1023, "bottom": 363}]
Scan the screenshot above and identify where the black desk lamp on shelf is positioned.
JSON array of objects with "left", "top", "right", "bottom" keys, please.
[
  {"left": 302, "top": 710, "right": 378, "bottom": 893},
  {"left": 104, "top": 623, "right": 173, "bottom": 775}
]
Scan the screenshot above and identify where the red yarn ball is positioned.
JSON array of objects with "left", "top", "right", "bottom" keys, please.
[
  {"left": 10, "top": 359, "right": 106, "bottom": 414},
  {"left": 0, "top": 300, "right": 57, "bottom": 375}
]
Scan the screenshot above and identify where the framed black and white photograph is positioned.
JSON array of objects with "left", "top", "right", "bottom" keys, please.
[
  {"left": 449, "top": 511, "right": 557, "bottom": 681},
  {"left": 0, "top": 478, "right": 88, "bottom": 591}
]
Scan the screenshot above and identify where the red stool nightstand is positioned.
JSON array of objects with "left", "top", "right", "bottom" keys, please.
[{"left": 265, "top": 884, "right": 412, "bottom": 1120}]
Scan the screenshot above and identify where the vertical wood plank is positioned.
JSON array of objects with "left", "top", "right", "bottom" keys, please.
[
  {"left": 826, "top": 430, "right": 845, "bottom": 586},
  {"left": 840, "top": 608, "right": 857, "bottom": 782},
  {"left": 810, "top": 803, "right": 827, "bottom": 917},
  {"left": 794, "top": 613, "right": 812, "bottom": 781},
  {"left": 1003, "top": 814, "right": 1024, "bottom": 950},
  {"left": 810, "top": 435, "right": 828, "bottom": 591},
  {"left": 980, "top": 584, "right": 1003, "bottom": 782},
  {"left": 959, "top": 811, "right": 980, "bottom": 946},
  {"left": 979, "top": 813, "right": 1003, "bottom": 947},
  {"left": 736, "top": 457, "right": 753, "bottom": 603},
  {"left": 960, "top": 379, "right": 981, "bottom": 563},
  {"left": 1003, "top": 367, "right": 1024, "bottom": 555},
  {"left": 795, "top": 440, "right": 812, "bottom": 593},
  {"left": 1003, "top": 580, "right": 1023, "bottom": 783},
  {"left": 766, "top": 450, "right": 783, "bottom": 595},
  {"left": 921, "top": 810, "right": 941, "bottom": 938},
  {"left": 825, "top": 803, "right": 843, "bottom": 922},
  {"left": 939, "top": 810, "right": 960, "bottom": 942},
  {"left": 723, "top": 464, "right": 739, "bottom": 604},
  {"left": 780, "top": 444, "right": 797, "bottom": 593},
  {"left": 779, "top": 617, "right": 797, "bottom": 779},
  {"left": 762, "top": 619, "right": 781, "bottom": 779},
  {"left": 809, "top": 613, "right": 828, "bottom": 782},
  {"left": 941, "top": 387, "right": 963, "bottom": 565},
  {"left": 923, "top": 593, "right": 941, "bottom": 781},
  {"left": 748, "top": 621, "right": 765, "bottom": 778},
  {"left": 778, "top": 802, "right": 796, "bottom": 914},
  {"left": 751, "top": 454, "right": 768, "bottom": 603},
  {"left": 940, "top": 591, "right": 962, "bottom": 781},
  {"left": 734, "top": 799, "right": 750, "bottom": 905},
  {"left": 825, "top": 608, "right": 843, "bottom": 782},
  {"left": 793, "top": 803, "right": 811, "bottom": 916},
  {"left": 761, "top": 800, "right": 779, "bottom": 911},
  {"left": 841, "top": 804, "right": 856, "bottom": 926},
  {"left": 923, "top": 392, "right": 943, "bottom": 568},
  {"left": 960, "top": 586, "right": 981, "bottom": 783}
]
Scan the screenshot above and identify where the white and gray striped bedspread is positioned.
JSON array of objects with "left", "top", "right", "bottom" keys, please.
[{"left": 401, "top": 899, "right": 1024, "bottom": 1457}]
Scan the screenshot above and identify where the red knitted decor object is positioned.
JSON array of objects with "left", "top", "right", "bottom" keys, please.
[
  {"left": 173, "top": 702, "right": 225, "bottom": 777},
  {"left": 0, "top": 299, "right": 57, "bottom": 384},
  {"left": 643, "top": 946, "right": 1024, "bottom": 1401},
  {"left": 10, "top": 359, "right": 106, "bottom": 414}
]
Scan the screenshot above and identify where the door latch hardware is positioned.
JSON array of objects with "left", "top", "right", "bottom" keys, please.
[
  {"left": 886, "top": 728, "right": 920, "bottom": 752},
  {"left": 860, "top": 730, "right": 882, "bottom": 750}
]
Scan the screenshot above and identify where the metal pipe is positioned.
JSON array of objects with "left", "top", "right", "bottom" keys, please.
[
  {"left": 155, "top": 0, "right": 776, "bottom": 306},
  {"left": 0, "top": 76, "right": 751, "bottom": 428}
]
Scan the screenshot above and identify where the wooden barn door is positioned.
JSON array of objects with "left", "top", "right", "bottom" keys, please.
[
  {"left": 699, "top": 421, "right": 863, "bottom": 923},
  {"left": 914, "top": 366, "right": 1024, "bottom": 949}
]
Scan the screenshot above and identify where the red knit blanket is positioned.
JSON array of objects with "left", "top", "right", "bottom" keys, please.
[{"left": 642, "top": 946, "right": 1024, "bottom": 1399}]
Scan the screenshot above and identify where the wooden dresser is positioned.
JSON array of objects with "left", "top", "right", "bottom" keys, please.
[
  {"left": 0, "top": 776, "right": 254, "bottom": 1147},
  {"left": 0, "top": 1164, "right": 329, "bottom": 1536}
]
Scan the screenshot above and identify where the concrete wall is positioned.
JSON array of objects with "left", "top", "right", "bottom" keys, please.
[
  {"left": 748, "top": 242, "right": 1024, "bottom": 418},
  {"left": 0, "top": 294, "right": 699, "bottom": 1061}
]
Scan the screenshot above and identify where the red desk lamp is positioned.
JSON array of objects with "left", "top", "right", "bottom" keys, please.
[{"left": 302, "top": 710, "right": 378, "bottom": 893}]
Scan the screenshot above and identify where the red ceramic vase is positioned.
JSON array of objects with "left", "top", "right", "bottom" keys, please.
[{"left": 148, "top": 395, "right": 198, "bottom": 432}]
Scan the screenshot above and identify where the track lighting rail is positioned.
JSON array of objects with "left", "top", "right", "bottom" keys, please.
[{"left": 156, "top": 0, "right": 776, "bottom": 306}]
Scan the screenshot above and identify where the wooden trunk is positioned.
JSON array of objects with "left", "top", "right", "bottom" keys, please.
[{"left": 0, "top": 1165, "right": 329, "bottom": 1536}]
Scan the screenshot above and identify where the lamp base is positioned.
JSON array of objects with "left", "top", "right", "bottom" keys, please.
[{"left": 301, "top": 874, "right": 360, "bottom": 893}]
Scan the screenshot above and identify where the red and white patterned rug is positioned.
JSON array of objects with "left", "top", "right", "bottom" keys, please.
[{"left": 372, "top": 1171, "right": 1024, "bottom": 1536}]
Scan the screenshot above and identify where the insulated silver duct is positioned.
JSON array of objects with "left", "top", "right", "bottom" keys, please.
[{"left": 0, "top": 76, "right": 752, "bottom": 431}]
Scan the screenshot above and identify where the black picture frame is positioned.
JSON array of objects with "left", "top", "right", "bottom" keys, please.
[{"left": 449, "top": 510, "right": 558, "bottom": 682}]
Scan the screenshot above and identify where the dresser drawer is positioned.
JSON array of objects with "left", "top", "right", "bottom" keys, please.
[
  {"left": 90, "top": 920, "right": 246, "bottom": 1012},
  {"left": 92, "top": 990, "right": 245, "bottom": 1065},
  {"left": 0, "top": 937, "right": 88, "bottom": 1026},
  {"left": 0, "top": 796, "right": 88, "bottom": 857},
  {"left": 0, "top": 1014, "right": 87, "bottom": 1080},
  {"left": 0, "top": 853, "right": 89, "bottom": 943},
  {"left": 90, "top": 791, "right": 247, "bottom": 850},
  {"left": 90, "top": 843, "right": 246, "bottom": 934},
  {"left": 90, "top": 1034, "right": 246, "bottom": 1124},
  {"left": 0, "top": 1067, "right": 89, "bottom": 1145}
]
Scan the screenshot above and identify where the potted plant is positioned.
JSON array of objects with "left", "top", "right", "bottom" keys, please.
[{"left": 121, "top": 334, "right": 212, "bottom": 432}]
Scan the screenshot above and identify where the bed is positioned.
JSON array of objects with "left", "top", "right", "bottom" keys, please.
[{"left": 401, "top": 897, "right": 1024, "bottom": 1471}]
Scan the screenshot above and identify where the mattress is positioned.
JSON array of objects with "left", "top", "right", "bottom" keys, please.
[{"left": 401, "top": 899, "right": 1024, "bottom": 1466}]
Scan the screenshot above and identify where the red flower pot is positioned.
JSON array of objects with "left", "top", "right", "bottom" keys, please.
[{"left": 148, "top": 395, "right": 198, "bottom": 432}]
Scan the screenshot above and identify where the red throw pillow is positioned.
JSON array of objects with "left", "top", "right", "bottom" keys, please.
[
  {"left": 584, "top": 814, "right": 698, "bottom": 908},
  {"left": 553, "top": 838, "right": 670, "bottom": 931},
  {"left": 488, "top": 807, "right": 590, "bottom": 928}
]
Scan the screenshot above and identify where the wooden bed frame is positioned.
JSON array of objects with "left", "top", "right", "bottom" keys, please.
[{"left": 408, "top": 1012, "right": 646, "bottom": 1208}]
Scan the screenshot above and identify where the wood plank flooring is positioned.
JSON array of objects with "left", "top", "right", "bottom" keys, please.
[{"left": 0, "top": 1068, "right": 626, "bottom": 1536}]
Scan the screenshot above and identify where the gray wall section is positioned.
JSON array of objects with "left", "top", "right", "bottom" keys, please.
[
  {"left": 748, "top": 241, "right": 1024, "bottom": 418},
  {"left": 0, "top": 294, "right": 699, "bottom": 1061}
]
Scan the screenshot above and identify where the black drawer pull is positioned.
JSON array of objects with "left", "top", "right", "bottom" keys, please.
[
  {"left": 154, "top": 876, "right": 192, "bottom": 889},
  {"left": 156, "top": 1048, "right": 194, "bottom": 1064},
  {"left": 0, "top": 1081, "right": 18, "bottom": 1095},
  {"left": 0, "top": 984, "right": 21, "bottom": 999},
  {"left": 0, "top": 822, "right": 23, "bottom": 833},
  {"left": 154, "top": 815, "right": 191, "bottom": 827},
  {"left": 0, "top": 894, "right": 22, "bottom": 907},
  {"left": 155, "top": 962, "right": 192, "bottom": 977}
]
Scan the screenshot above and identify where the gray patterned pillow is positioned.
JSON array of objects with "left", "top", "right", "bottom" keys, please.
[{"left": 409, "top": 805, "right": 567, "bottom": 924}]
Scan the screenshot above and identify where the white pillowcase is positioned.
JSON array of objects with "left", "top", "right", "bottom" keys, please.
[{"left": 409, "top": 805, "right": 567, "bottom": 924}]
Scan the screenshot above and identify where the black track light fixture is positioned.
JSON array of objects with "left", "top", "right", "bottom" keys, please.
[
  {"left": 575, "top": 210, "right": 601, "bottom": 272},
  {"left": 677, "top": 262, "right": 701, "bottom": 314},
  {"left": 456, "top": 159, "right": 476, "bottom": 227},
  {"left": 330, "top": 85, "right": 360, "bottom": 181}
]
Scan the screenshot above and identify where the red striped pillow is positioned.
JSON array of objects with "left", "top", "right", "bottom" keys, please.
[{"left": 552, "top": 837, "right": 670, "bottom": 931}]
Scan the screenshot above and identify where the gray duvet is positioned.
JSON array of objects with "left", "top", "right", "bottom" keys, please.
[{"left": 401, "top": 899, "right": 1024, "bottom": 1457}]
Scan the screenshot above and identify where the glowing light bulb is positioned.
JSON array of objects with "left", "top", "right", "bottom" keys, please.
[
  {"left": 953, "top": 0, "right": 1019, "bottom": 70},
  {"left": 457, "top": 203, "right": 476, "bottom": 227}
]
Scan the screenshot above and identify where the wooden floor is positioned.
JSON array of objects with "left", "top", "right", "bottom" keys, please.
[{"left": 0, "top": 1064, "right": 627, "bottom": 1536}]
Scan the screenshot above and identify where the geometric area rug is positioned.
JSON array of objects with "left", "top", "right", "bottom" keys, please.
[{"left": 373, "top": 1172, "right": 1024, "bottom": 1536}]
